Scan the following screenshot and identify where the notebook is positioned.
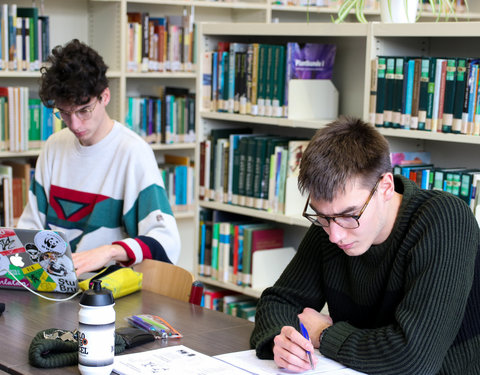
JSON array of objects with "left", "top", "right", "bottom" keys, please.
[{"left": 0, "top": 228, "right": 78, "bottom": 293}]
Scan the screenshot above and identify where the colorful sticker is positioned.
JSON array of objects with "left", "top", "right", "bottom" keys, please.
[
  {"left": 23, "top": 263, "right": 57, "bottom": 292},
  {"left": 34, "top": 231, "right": 67, "bottom": 255}
]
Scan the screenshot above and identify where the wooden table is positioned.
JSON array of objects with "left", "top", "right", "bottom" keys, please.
[{"left": 0, "top": 289, "right": 254, "bottom": 374}]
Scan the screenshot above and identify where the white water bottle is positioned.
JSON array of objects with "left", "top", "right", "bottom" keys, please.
[{"left": 78, "top": 279, "right": 115, "bottom": 375}]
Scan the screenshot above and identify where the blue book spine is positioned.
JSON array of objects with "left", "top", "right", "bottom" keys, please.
[
  {"left": 211, "top": 51, "right": 218, "bottom": 111},
  {"left": 156, "top": 98, "right": 162, "bottom": 142},
  {"left": 403, "top": 58, "right": 416, "bottom": 130},
  {"left": 467, "top": 64, "right": 478, "bottom": 127}
]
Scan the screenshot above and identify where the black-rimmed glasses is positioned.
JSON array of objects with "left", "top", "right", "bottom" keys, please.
[{"left": 302, "top": 176, "right": 383, "bottom": 229}]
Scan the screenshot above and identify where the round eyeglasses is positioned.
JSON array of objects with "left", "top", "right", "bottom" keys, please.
[
  {"left": 302, "top": 176, "right": 383, "bottom": 229},
  {"left": 53, "top": 99, "right": 99, "bottom": 123}
]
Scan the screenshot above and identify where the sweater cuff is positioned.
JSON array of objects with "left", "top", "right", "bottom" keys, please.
[
  {"left": 112, "top": 240, "right": 137, "bottom": 267},
  {"left": 319, "top": 321, "right": 356, "bottom": 360}
]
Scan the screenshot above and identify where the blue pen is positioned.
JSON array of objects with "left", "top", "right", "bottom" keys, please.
[{"left": 300, "top": 322, "right": 314, "bottom": 370}]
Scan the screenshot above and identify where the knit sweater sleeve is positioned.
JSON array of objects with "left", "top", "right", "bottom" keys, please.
[
  {"left": 250, "top": 224, "right": 328, "bottom": 358},
  {"left": 320, "top": 194, "right": 479, "bottom": 374},
  {"left": 112, "top": 139, "right": 181, "bottom": 266}
]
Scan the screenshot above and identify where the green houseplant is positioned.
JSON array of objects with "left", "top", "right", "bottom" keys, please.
[{"left": 333, "top": 0, "right": 467, "bottom": 23}]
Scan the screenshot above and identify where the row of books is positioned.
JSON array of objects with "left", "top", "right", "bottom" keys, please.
[
  {"left": 199, "top": 128, "right": 309, "bottom": 216},
  {"left": 394, "top": 162, "right": 480, "bottom": 222},
  {"left": 0, "top": 86, "right": 64, "bottom": 152},
  {"left": 198, "top": 210, "right": 294, "bottom": 289},
  {"left": 159, "top": 154, "right": 195, "bottom": 213},
  {"left": 202, "top": 41, "right": 336, "bottom": 118},
  {"left": 0, "top": 161, "right": 32, "bottom": 227},
  {"left": 202, "top": 286, "right": 257, "bottom": 321},
  {"left": 127, "top": 12, "right": 195, "bottom": 73},
  {"left": 370, "top": 56, "right": 480, "bottom": 136},
  {"left": 0, "top": 5, "right": 50, "bottom": 71},
  {"left": 125, "top": 87, "right": 196, "bottom": 145}
]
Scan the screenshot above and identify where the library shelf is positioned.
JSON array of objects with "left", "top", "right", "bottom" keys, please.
[
  {"left": 197, "top": 276, "right": 263, "bottom": 299},
  {"left": 199, "top": 201, "right": 309, "bottom": 228},
  {"left": 151, "top": 143, "right": 196, "bottom": 152}
]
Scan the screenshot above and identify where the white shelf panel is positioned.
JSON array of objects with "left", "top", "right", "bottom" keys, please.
[
  {"left": 126, "top": 72, "right": 196, "bottom": 79},
  {"left": 201, "top": 21, "right": 368, "bottom": 37},
  {"left": 0, "top": 150, "right": 41, "bottom": 158},
  {"left": 271, "top": 5, "right": 378, "bottom": 15},
  {"left": 378, "top": 128, "right": 480, "bottom": 145},
  {"left": 200, "top": 111, "right": 328, "bottom": 129},
  {"left": 199, "top": 200, "right": 309, "bottom": 227},
  {"left": 150, "top": 142, "right": 196, "bottom": 151},
  {"left": 126, "top": 0, "right": 191, "bottom": 5},
  {"left": 372, "top": 21, "right": 480, "bottom": 37},
  {"left": 173, "top": 211, "right": 195, "bottom": 220},
  {"left": 0, "top": 71, "right": 41, "bottom": 78},
  {"left": 197, "top": 276, "right": 263, "bottom": 298},
  {"left": 193, "top": 1, "right": 267, "bottom": 10}
]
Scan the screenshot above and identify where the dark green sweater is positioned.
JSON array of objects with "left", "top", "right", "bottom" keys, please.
[{"left": 251, "top": 176, "right": 480, "bottom": 374}]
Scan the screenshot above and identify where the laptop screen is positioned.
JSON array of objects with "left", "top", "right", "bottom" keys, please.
[{"left": 0, "top": 228, "right": 78, "bottom": 293}]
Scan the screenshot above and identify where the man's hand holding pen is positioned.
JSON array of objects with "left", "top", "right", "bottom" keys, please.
[{"left": 273, "top": 326, "right": 318, "bottom": 373}]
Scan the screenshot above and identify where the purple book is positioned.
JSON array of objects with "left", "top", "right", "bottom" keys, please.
[{"left": 284, "top": 43, "right": 336, "bottom": 116}]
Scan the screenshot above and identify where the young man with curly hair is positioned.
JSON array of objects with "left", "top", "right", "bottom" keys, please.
[
  {"left": 18, "top": 39, "right": 180, "bottom": 276},
  {"left": 251, "top": 117, "right": 480, "bottom": 374}
]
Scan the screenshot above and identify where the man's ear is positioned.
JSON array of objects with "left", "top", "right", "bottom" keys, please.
[
  {"left": 379, "top": 173, "right": 396, "bottom": 201},
  {"left": 100, "top": 87, "right": 111, "bottom": 106}
]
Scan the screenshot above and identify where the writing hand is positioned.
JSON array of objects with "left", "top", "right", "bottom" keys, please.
[
  {"left": 298, "top": 307, "right": 333, "bottom": 348},
  {"left": 273, "top": 326, "right": 318, "bottom": 373}
]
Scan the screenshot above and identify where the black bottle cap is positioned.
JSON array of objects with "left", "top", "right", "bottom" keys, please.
[{"left": 79, "top": 280, "right": 114, "bottom": 306}]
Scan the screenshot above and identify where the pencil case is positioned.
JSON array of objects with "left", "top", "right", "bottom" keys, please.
[{"left": 78, "top": 264, "right": 142, "bottom": 299}]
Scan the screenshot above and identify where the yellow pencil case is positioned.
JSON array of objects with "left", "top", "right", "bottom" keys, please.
[{"left": 78, "top": 265, "right": 143, "bottom": 299}]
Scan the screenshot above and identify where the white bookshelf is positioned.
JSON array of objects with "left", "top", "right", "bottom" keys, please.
[{"left": 195, "top": 20, "right": 480, "bottom": 298}]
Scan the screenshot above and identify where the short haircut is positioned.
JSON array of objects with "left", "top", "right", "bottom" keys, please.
[
  {"left": 298, "top": 116, "right": 392, "bottom": 202},
  {"left": 39, "top": 39, "right": 109, "bottom": 108}
]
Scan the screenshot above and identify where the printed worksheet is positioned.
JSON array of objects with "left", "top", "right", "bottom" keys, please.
[
  {"left": 215, "top": 349, "right": 366, "bottom": 375},
  {"left": 113, "top": 345, "right": 251, "bottom": 375}
]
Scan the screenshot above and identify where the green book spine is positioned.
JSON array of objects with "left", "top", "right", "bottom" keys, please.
[
  {"left": 383, "top": 57, "right": 395, "bottom": 127},
  {"left": 375, "top": 56, "right": 386, "bottom": 127},
  {"left": 244, "top": 137, "right": 257, "bottom": 208},
  {"left": 264, "top": 44, "right": 275, "bottom": 117},
  {"left": 237, "top": 136, "right": 250, "bottom": 206},
  {"left": 257, "top": 44, "right": 267, "bottom": 116},
  {"left": 253, "top": 137, "right": 269, "bottom": 209},
  {"left": 272, "top": 45, "right": 285, "bottom": 118},
  {"left": 392, "top": 57, "right": 405, "bottom": 128},
  {"left": 442, "top": 58, "right": 457, "bottom": 133},
  {"left": 211, "top": 222, "right": 220, "bottom": 280},
  {"left": 417, "top": 58, "right": 430, "bottom": 130},
  {"left": 425, "top": 57, "right": 437, "bottom": 131},
  {"left": 241, "top": 224, "right": 272, "bottom": 287},
  {"left": 452, "top": 58, "right": 467, "bottom": 134},
  {"left": 28, "top": 98, "right": 41, "bottom": 149}
]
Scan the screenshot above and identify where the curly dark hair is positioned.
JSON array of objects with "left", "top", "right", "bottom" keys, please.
[{"left": 39, "top": 39, "right": 109, "bottom": 108}]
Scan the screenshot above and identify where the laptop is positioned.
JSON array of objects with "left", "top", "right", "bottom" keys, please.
[{"left": 0, "top": 228, "right": 78, "bottom": 293}]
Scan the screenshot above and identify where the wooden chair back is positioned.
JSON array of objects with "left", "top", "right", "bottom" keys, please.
[{"left": 132, "top": 259, "right": 195, "bottom": 303}]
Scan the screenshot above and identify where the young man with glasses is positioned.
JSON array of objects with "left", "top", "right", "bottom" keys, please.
[
  {"left": 18, "top": 39, "right": 181, "bottom": 276},
  {"left": 251, "top": 117, "right": 480, "bottom": 374}
]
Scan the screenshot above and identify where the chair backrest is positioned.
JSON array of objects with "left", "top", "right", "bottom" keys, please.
[{"left": 132, "top": 259, "right": 195, "bottom": 303}]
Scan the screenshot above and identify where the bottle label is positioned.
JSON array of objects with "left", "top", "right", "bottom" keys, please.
[{"left": 78, "top": 322, "right": 115, "bottom": 367}]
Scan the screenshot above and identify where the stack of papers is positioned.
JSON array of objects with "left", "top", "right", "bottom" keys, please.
[{"left": 113, "top": 345, "right": 366, "bottom": 375}]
